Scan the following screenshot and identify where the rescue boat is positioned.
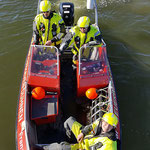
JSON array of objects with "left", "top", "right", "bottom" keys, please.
[{"left": 16, "top": 0, "right": 121, "bottom": 149}]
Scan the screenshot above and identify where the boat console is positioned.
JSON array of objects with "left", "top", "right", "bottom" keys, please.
[
  {"left": 28, "top": 45, "right": 60, "bottom": 92},
  {"left": 76, "top": 45, "right": 109, "bottom": 96},
  {"left": 28, "top": 45, "right": 60, "bottom": 125}
]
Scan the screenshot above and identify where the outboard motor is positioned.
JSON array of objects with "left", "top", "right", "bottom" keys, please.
[{"left": 59, "top": 2, "right": 74, "bottom": 26}]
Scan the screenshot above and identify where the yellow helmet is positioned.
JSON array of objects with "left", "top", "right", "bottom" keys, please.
[
  {"left": 77, "top": 16, "right": 90, "bottom": 28},
  {"left": 102, "top": 113, "right": 118, "bottom": 127},
  {"left": 40, "top": 0, "right": 51, "bottom": 12}
]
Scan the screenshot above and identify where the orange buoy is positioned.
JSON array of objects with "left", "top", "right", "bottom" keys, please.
[
  {"left": 85, "top": 88, "right": 98, "bottom": 100},
  {"left": 32, "top": 87, "right": 45, "bottom": 100}
]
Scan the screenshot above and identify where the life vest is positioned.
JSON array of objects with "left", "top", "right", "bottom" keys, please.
[
  {"left": 69, "top": 25, "right": 102, "bottom": 55},
  {"left": 34, "top": 12, "right": 64, "bottom": 45},
  {"left": 70, "top": 120, "right": 117, "bottom": 150}
]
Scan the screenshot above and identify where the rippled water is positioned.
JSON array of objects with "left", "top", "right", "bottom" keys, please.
[{"left": 0, "top": 0, "right": 150, "bottom": 150}]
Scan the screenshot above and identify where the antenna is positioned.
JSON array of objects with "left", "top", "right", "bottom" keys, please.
[
  {"left": 37, "top": 0, "right": 42, "bottom": 15},
  {"left": 87, "top": 0, "right": 98, "bottom": 26}
]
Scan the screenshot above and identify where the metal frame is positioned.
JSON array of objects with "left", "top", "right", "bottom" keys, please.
[
  {"left": 93, "top": 0, "right": 98, "bottom": 26},
  {"left": 90, "top": 81, "right": 114, "bottom": 122},
  {"left": 37, "top": 0, "right": 41, "bottom": 15},
  {"left": 24, "top": 82, "right": 30, "bottom": 150}
]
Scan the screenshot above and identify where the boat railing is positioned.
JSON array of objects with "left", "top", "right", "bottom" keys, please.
[
  {"left": 24, "top": 81, "right": 30, "bottom": 150},
  {"left": 90, "top": 86, "right": 109, "bottom": 122},
  {"left": 87, "top": 0, "right": 98, "bottom": 26},
  {"left": 102, "top": 39, "right": 106, "bottom": 47},
  {"left": 108, "top": 81, "right": 114, "bottom": 113},
  {"left": 90, "top": 81, "right": 113, "bottom": 122},
  {"left": 37, "top": 0, "right": 42, "bottom": 15}
]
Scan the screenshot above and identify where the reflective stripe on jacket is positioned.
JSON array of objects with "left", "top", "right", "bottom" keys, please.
[{"left": 33, "top": 12, "right": 64, "bottom": 45}]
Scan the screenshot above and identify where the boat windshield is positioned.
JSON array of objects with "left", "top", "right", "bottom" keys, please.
[
  {"left": 78, "top": 46, "right": 107, "bottom": 75},
  {"left": 29, "top": 45, "right": 59, "bottom": 77}
]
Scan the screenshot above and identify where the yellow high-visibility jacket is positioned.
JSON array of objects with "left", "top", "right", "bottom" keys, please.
[
  {"left": 70, "top": 120, "right": 117, "bottom": 150},
  {"left": 69, "top": 25, "right": 102, "bottom": 55},
  {"left": 33, "top": 12, "right": 65, "bottom": 45}
]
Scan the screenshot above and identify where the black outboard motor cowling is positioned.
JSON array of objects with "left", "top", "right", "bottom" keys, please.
[{"left": 59, "top": 2, "right": 74, "bottom": 26}]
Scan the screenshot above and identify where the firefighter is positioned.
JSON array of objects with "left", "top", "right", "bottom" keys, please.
[
  {"left": 59, "top": 16, "right": 102, "bottom": 63},
  {"left": 42, "top": 112, "right": 118, "bottom": 150},
  {"left": 33, "top": 0, "right": 65, "bottom": 47}
]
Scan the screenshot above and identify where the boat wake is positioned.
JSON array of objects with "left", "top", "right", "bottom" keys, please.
[
  {"left": 98, "top": 0, "right": 130, "bottom": 8},
  {"left": 54, "top": 0, "right": 130, "bottom": 9}
]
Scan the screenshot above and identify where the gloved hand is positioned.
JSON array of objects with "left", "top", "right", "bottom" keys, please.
[
  {"left": 77, "top": 133, "right": 84, "bottom": 142},
  {"left": 45, "top": 40, "right": 52, "bottom": 46}
]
